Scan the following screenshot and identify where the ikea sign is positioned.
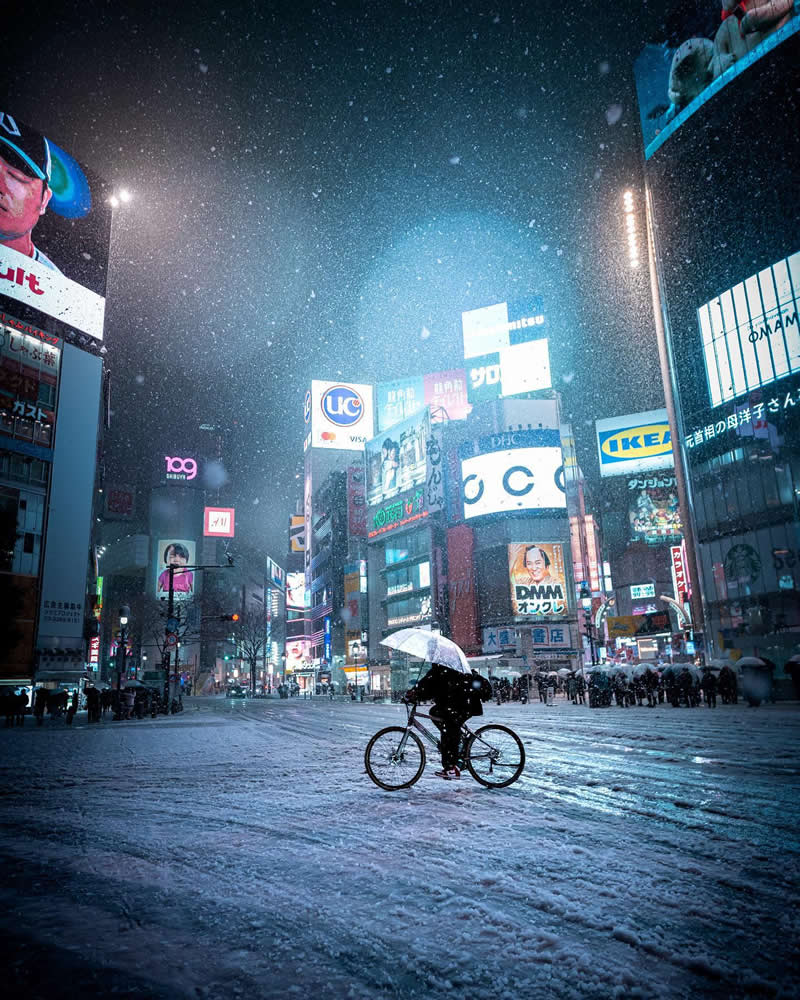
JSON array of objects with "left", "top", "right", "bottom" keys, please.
[{"left": 595, "top": 408, "right": 674, "bottom": 478}]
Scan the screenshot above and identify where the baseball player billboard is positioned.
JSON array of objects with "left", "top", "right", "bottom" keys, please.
[{"left": 0, "top": 111, "right": 112, "bottom": 343}]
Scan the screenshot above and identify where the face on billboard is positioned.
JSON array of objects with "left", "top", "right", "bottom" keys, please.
[
  {"left": 461, "top": 446, "right": 565, "bottom": 519},
  {"left": 286, "top": 571, "right": 306, "bottom": 611},
  {"left": 508, "top": 543, "right": 568, "bottom": 618},
  {"left": 595, "top": 408, "right": 674, "bottom": 478},
  {"left": 285, "top": 639, "right": 310, "bottom": 671},
  {"left": 155, "top": 539, "right": 196, "bottom": 600},
  {"left": 309, "top": 380, "right": 374, "bottom": 451},
  {"left": 0, "top": 112, "right": 111, "bottom": 342},
  {"left": 366, "top": 408, "right": 430, "bottom": 507}
]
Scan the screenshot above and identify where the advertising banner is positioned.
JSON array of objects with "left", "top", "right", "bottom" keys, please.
[
  {"left": 289, "top": 514, "right": 305, "bottom": 553},
  {"left": 366, "top": 408, "right": 430, "bottom": 508},
  {"left": 629, "top": 483, "right": 682, "bottom": 545},
  {"left": 285, "top": 638, "right": 310, "bottom": 672},
  {"left": 595, "top": 408, "right": 674, "bottom": 478},
  {"left": 482, "top": 625, "right": 516, "bottom": 654},
  {"left": 0, "top": 321, "right": 59, "bottom": 441},
  {"left": 630, "top": 583, "right": 656, "bottom": 600},
  {"left": 508, "top": 543, "right": 568, "bottom": 619},
  {"left": 462, "top": 295, "right": 546, "bottom": 358},
  {"left": 698, "top": 250, "right": 800, "bottom": 407},
  {"left": 308, "top": 379, "right": 374, "bottom": 451},
  {"left": 528, "top": 624, "right": 571, "bottom": 649},
  {"left": 467, "top": 338, "right": 552, "bottom": 404},
  {"left": 155, "top": 539, "right": 196, "bottom": 600},
  {"left": 634, "top": 18, "right": 799, "bottom": 160},
  {"left": 203, "top": 507, "right": 235, "bottom": 538},
  {"left": 607, "top": 612, "right": 671, "bottom": 638},
  {"left": 376, "top": 370, "right": 471, "bottom": 431},
  {"left": 286, "top": 571, "right": 306, "bottom": 612},
  {"left": 462, "top": 445, "right": 565, "bottom": 519},
  {"left": 0, "top": 111, "right": 112, "bottom": 342},
  {"left": 447, "top": 525, "right": 480, "bottom": 655},
  {"left": 266, "top": 557, "right": 285, "bottom": 591},
  {"left": 671, "top": 542, "right": 690, "bottom": 602}
]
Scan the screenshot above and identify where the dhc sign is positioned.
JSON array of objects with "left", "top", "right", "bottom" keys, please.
[{"left": 595, "top": 408, "right": 674, "bottom": 478}]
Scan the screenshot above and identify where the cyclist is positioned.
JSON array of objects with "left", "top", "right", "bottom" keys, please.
[{"left": 406, "top": 663, "right": 492, "bottom": 780}]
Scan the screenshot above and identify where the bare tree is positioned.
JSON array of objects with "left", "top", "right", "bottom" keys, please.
[{"left": 232, "top": 609, "right": 268, "bottom": 695}]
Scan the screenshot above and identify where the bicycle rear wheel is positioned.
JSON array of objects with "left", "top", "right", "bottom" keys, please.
[
  {"left": 465, "top": 724, "right": 525, "bottom": 788},
  {"left": 365, "top": 727, "right": 426, "bottom": 790}
]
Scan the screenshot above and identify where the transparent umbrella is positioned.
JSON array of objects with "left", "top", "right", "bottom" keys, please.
[{"left": 380, "top": 628, "right": 470, "bottom": 674}]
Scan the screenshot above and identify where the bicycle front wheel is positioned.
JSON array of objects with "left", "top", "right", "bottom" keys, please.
[
  {"left": 365, "top": 727, "right": 426, "bottom": 790},
  {"left": 465, "top": 724, "right": 525, "bottom": 788}
]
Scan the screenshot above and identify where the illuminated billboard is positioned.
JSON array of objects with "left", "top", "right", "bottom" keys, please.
[
  {"left": 462, "top": 296, "right": 545, "bottom": 359},
  {"left": 634, "top": 16, "right": 799, "bottom": 160},
  {"left": 595, "top": 409, "right": 674, "bottom": 478},
  {"left": 306, "top": 379, "right": 374, "bottom": 451},
  {"left": 467, "top": 338, "right": 552, "bottom": 404},
  {"left": 461, "top": 444, "right": 566, "bottom": 520},
  {"left": 286, "top": 571, "right": 306, "bottom": 612},
  {"left": 629, "top": 484, "right": 682, "bottom": 546},
  {"left": 366, "top": 408, "right": 430, "bottom": 508},
  {"left": 0, "top": 320, "right": 59, "bottom": 441},
  {"left": 698, "top": 251, "right": 800, "bottom": 407},
  {"left": 203, "top": 507, "right": 235, "bottom": 538},
  {"left": 508, "top": 543, "right": 568, "bottom": 619},
  {"left": 289, "top": 514, "right": 305, "bottom": 553},
  {"left": 285, "top": 638, "right": 310, "bottom": 672},
  {"left": 0, "top": 111, "right": 112, "bottom": 342},
  {"left": 377, "top": 369, "right": 471, "bottom": 432},
  {"left": 155, "top": 539, "right": 196, "bottom": 600}
]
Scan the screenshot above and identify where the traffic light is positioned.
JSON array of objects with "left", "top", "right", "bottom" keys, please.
[
  {"left": 223, "top": 654, "right": 230, "bottom": 661},
  {"left": 220, "top": 613, "right": 240, "bottom": 622}
]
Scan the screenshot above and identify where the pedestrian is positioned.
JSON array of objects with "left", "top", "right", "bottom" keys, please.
[
  {"left": 85, "top": 685, "right": 101, "bottom": 723},
  {"left": 65, "top": 689, "right": 78, "bottom": 725},
  {"left": 1, "top": 689, "right": 14, "bottom": 727},
  {"left": 33, "top": 687, "right": 47, "bottom": 726},
  {"left": 701, "top": 668, "right": 717, "bottom": 708},
  {"left": 15, "top": 688, "right": 28, "bottom": 725}
]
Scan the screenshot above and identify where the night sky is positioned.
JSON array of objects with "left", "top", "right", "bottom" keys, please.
[{"left": 3, "top": 0, "right": 688, "bottom": 558}]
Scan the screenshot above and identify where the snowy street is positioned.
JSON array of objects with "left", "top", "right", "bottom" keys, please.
[{"left": 1, "top": 697, "right": 798, "bottom": 1000}]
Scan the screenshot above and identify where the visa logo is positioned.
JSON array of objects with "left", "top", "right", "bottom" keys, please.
[{"left": 599, "top": 423, "right": 672, "bottom": 463}]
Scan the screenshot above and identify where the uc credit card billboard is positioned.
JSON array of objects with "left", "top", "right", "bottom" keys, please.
[
  {"left": 595, "top": 408, "right": 674, "bottom": 478},
  {"left": 306, "top": 380, "right": 374, "bottom": 451},
  {"left": 0, "top": 111, "right": 111, "bottom": 342}
]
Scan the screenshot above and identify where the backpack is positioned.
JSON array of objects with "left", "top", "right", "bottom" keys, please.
[{"left": 471, "top": 670, "right": 493, "bottom": 703}]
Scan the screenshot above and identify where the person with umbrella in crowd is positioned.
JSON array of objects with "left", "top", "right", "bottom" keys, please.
[
  {"left": 701, "top": 667, "right": 718, "bottom": 708},
  {"left": 718, "top": 664, "right": 738, "bottom": 704}
]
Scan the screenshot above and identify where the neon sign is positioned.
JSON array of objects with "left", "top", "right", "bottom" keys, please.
[
  {"left": 368, "top": 488, "right": 428, "bottom": 539},
  {"left": 164, "top": 456, "right": 197, "bottom": 481}
]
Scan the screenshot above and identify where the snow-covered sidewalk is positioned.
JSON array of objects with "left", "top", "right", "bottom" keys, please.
[{"left": 1, "top": 697, "right": 798, "bottom": 999}]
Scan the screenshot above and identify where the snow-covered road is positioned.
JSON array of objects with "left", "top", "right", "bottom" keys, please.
[{"left": 1, "top": 697, "right": 798, "bottom": 999}]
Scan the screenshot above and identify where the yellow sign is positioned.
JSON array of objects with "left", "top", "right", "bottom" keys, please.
[{"left": 606, "top": 615, "right": 638, "bottom": 638}]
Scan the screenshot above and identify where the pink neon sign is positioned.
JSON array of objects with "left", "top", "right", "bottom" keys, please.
[{"left": 164, "top": 456, "right": 197, "bottom": 481}]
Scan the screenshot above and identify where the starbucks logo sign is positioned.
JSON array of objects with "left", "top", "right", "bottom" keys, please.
[{"left": 723, "top": 544, "right": 761, "bottom": 585}]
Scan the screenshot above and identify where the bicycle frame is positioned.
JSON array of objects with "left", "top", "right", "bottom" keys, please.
[{"left": 401, "top": 702, "right": 474, "bottom": 754}]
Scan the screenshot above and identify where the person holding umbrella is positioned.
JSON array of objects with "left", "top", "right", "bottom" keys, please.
[{"left": 381, "top": 627, "right": 491, "bottom": 781}]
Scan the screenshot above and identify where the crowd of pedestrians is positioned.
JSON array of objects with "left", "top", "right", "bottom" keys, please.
[{"left": 1, "top": 683, "right": 180, "bottom": 726}]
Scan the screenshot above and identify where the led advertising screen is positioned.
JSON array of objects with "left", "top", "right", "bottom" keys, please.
[
  {"left": 155, "top": 539, "right": 196, "bottom": 600},
  {"left": 461, "top": 445, "right": 566, "bottom": 520},
  {"left": 308, "top": 379, "right": 374, "bottom": 451},
  {"left": 634, "top": 17, "right": 799, "bottom": 160},
  {"left": 508, "top": 543, "right": 568, "bottom": 619},
  {"left": 629, "top": 484, "right": 682, "bottom": 546},
  {"left": 286, "top": 571, "right": 306, "bottom": 612},
  {"left": 285, "top": 638, "right": 310, "bottom": 671},
  {"left": 698, "top": 251, "right": 800, "bottom": 407},
  {"left": 366, "top": 408, "right": 430, "bottom": 507},
  {"left": 595, "top": 408, "right": 674, "bottom": 478},
  {"left": 377, "top": 369, "right": 471, "bottom": 432},
  {"left": 0, "top": 111, "right": 112, "bottom": 342},
  {"left": 289, "top": 514, "right": 305, "bottom": 553}
]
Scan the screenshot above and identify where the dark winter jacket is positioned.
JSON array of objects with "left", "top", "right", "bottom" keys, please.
[{"left": 410, "top": 663, "right": 489, "bottom": 718}]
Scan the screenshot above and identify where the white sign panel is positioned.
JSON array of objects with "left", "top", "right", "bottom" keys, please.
[
  {"left": 309, "top": 380, "right": 374, "bottom": 451},
  {"left": 595, "top": 408, "right": 674, "bottom": 478},
  {"left": 630, "top": 582, "right": 655, "bottom": 599},
  {"left": 0, "top": 246, "right": 106, "bottom": 342},
  {"left": 698, "top": 251, "right": 800, "bottom": 407},
  {"left": 461, "top": 446, "right": 566, "bottom": 519}
]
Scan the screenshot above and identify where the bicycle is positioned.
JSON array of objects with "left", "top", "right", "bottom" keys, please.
[{"left": 364, "top": 701, "right": 525, "bottom": 791}]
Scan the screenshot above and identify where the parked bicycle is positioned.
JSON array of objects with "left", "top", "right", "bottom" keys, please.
[{"left": 364, "top": 701, "right": 525, "bottom": 790}]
